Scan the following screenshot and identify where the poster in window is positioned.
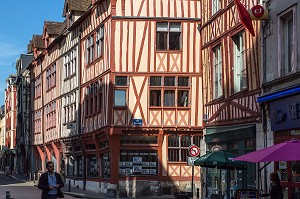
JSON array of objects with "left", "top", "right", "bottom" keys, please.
[
  {"left": 119, "top": 169, "right": 126, "bottom": 175},
  {"left": 126, "top": 162, "right": 133, "bottom": 167},
  {"left": 142, "top": 162, "right": 150, "bottom": 167},
  {"left": 126, "top": 168, "right": 133, "bottom": 175},
  {"left": 133, "top": 157, "right": 142, "bottom": 164},
  {"left": 150, "top": 169, "right": 157, "bottom": 175},
  {"left": 142, "top": 169, "right": 150, "bottom": 174},
  {"left": 150, "top": 162, "right": 156, "bottom": 167},
  {"left": 119, "top": 161, "right": 126, "bottom": 167},
  {"left": 133, "top": 165, "right": 142, "bottom": 172}
]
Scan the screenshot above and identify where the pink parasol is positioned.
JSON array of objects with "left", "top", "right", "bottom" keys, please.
[{"left": 233, "top": 139, "right": 300, "bottom": 163}]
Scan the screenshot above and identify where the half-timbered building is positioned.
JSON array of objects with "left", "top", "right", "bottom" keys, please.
[
  {"left": 200, "top": 0, "right": 262, "bottom": 198},
  {"left": 29, "top": 35, "right": 45, "bottom": 172},
  {"left": 30, "top": 20, "right": 66, "bottom": 173},
  {"left": 74, "top": 0, "right": 203, "bottom": 196},
  {"left": 60, "top": 0, "right": 91, "bottom": 182}
]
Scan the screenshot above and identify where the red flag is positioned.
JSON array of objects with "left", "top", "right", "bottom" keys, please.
[{"left": 234, "top": 0, "right": 255, "bottom": 37}]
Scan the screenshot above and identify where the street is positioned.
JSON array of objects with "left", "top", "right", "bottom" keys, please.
[{"left": 0, "top": 172, "right": 77, "bottom": 199}]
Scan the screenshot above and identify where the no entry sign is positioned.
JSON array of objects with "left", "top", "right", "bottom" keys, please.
[{"left": 189, "top": 145, "right": 200, "bottom": 157}]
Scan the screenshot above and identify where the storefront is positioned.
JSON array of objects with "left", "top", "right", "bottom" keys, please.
[
  {"left": 268, "top": 92, "right": 300, "bottom": 199},
  {"left": 204, "top": 124, "right": 257, "bottom": 198}
]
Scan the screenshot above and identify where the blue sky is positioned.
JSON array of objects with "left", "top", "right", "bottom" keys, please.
[{"left": 0, "top": 1, "right": 65, "bottom": 104}]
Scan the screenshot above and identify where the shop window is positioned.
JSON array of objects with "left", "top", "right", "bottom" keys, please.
[
  {"left": 87, "top": 155, "right": 98, "bottom": 177},
  {"left": 292, "top": 161, "right": 300, "bottom": 182},
  {"left": 119, "top": 150, "right": 158, "bottom": 176},
  {"left": 121, "top": 136, "right": 157, "bottom": 145},
  {"left": 156, "top": 22, "right": 181, "bottom": 50},
  {"left": 77, "top": 157, "right": 83, "bottom": 177},
  {"left": 68, "top": 156, "right": 74, "bottom": 176},
  {"left": 102, "top": 152, "right": 111, "bottom": 178}
]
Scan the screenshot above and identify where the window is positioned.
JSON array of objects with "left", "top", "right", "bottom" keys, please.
[
  {"left": 96, "top": 26, "right": 104, "bottom": 58},
  {"left": 212, "top": 0, "right": 221, "bottom": 16},
  {"left": 64, "top": 48, "right": 77, "bottom": 79},
  {"left": 46, "top": 63, "right": 56, "bottom": 90},
  {"left": 84, "top": 80, "right": 102, "bottom": 117},
  {"left": 279, "top": 8, "right": 296, "bottom": 75},
  {"left": 63, "top": 92, "right": 76, "bottom": 124},
  {"left": 34, "top": 76, "right": 41, "bottom": 98},
  {"left": 149, "top": 76, "right": 190, "bottom": 107},
  {"left": 233, "top": 32, "right": 247, "bottom": 93},
  {"left": 86, "top": 35, "right": 94, "bottom": 65},
  {"left": 114, "top": 76, "right": 127, "bottom": 107},
  {"left": 87, "top": 155, "right": 98, "bottom": 177},
  {"left": 168, "top": 135, "right": 201, "bottom": 162},
  {"left": 156, "top": 22, "right": 181, "bottom": 50},
  {"left": 45, "top": 101, "right": 56, "bottom": 131},
  {"left": 213, "top": 45, "right": 222, "bottom": 99}
]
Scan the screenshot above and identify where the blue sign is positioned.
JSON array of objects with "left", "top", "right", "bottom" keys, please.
[
  {"left": 132, "top": 119, "right": 143, "bottom": 125},
  {"left": 270, "top": 94, "right": 300, "bottom": 131}
]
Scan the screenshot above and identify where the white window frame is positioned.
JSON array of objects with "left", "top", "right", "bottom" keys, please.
[
  {"left": 212, "top": 0, "right": 221, "bottom": 16},
  {"left": 213, "top": 44, "right": 222, "bottom": 99},
  {"left": 233, "top": 31, "right": 247, "bottom": 93},
  {"left": 278, "top": 6, "right": 297, "bottom": 76}
]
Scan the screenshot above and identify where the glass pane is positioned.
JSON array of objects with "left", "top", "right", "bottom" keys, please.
[
  {"left": 114, "top": 90, "right": 126, "bottom": 106},
  {"left": 168, "top": 135, "right": 180, "bottom": 147},
  {"left": 169, "top": 32, "right": 180, "bottom": 50},
  {"left": 164, "top": 90, "right": 175, "bottom": 106},
  {"left": 150, "top": 90, "right": 161, "bottom": 106},
  {"left": 178, "top": 90, "right": 189, "bottom": 107},
  {"left": 156, "top": 32, "right": 168, "bottom": 50},
  {"left": 169, "top": 23, "right": 181, "bottom": 31},
  {"left": 115, "top": 76, "right": 127, "bottom": 86},
  {"left": 164, "top": 76, "right": 176, "bottom": 86},
  {"left": 150, "top": 76, "right": 161, "bottom": 86},
  {"left": 181, "top": 136, "right": 191, "bottom": 147},
  {"left": 178, "top": 77, "right": 189, "bottom": 86},
  {"left": 156, "top": 22, "right": 168, "bottom": 31},
  {"left": 292, "top": 161, "right": 300, "bottom": 182}
]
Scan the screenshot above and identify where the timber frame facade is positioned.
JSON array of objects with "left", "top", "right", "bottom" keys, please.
[
  {"left": 200, "top": 0, "right": 262, "bottom": 197},
  {"left": 74, "top": 0, "right": 203, "bottom": 196}
]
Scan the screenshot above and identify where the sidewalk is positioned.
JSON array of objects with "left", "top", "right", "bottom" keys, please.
[{"left": 11, "top": 172, "right": 176, "bottom": 199}]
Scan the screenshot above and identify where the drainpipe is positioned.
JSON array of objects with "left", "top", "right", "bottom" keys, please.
[{"left": 77, "top": 26, "right": 86, "bottom": 191}]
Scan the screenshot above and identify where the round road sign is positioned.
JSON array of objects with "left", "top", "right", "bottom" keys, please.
[{"left": 189, "top": 145, "right": 200, "bottom": 157}]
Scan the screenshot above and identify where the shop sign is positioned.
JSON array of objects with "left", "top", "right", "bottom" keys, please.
[
  {"left": 270, "top": 94, "right": 300, "bottom": 131},
  {"left": 248, "top": 4, "right": 269, "bottom": 20}
]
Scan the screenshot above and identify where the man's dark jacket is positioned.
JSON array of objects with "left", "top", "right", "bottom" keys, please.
[{"left": 38, "top": 172, "right": 64, "bottom": 199}]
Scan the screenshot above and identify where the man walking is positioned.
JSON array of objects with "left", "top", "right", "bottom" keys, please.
[{"left": 38, "top": 161, "right": 64, "bottom": 199}]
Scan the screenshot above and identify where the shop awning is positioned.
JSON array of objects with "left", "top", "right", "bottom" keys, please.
[
  {"left": 205, "top": 124, "right": 256, "bottom": 143},
  {"left": 257, "top": 86, "right": 300, "bottom": 103}
]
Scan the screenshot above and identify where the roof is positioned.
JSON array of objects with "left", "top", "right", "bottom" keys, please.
[
  {"left": 44, "top": 21, "right": 66, "bottom": 35},
  {"left": 63, "top": 0, "right": 92, "bottom": 17},
  {"left": 32, "top": 35, "right": 45, "bottom": 49}
]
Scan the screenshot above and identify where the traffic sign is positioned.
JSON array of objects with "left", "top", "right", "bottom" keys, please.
[
  {"left": 189, "top": 145, "right": 200, "bottom": 157},
  {"left": 187, "top": 156, "right": 198, "bottom": 166}
]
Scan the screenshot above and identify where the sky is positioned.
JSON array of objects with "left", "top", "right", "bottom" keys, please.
[{"left": 0, "top": 1, "right": 65, "bottom": 104}]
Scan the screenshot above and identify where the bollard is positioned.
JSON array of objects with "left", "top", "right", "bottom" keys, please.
[
  {"left": 6, "top": 191, "right": 10, "bottom": 199},
  {"left": 33, "top": 173, "right": 36, "bottom": 184},
  {"left": 68, "top": 179, "right": 71, "bottom": 192},
  {"left": 196, "top": 188, "right": 199, "bottom": 198}
]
